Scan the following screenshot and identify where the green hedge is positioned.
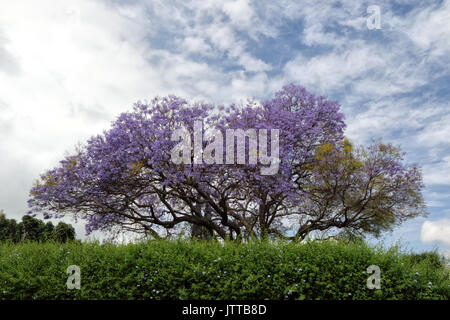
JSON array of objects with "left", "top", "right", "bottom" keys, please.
[{"left": 0, "top": 240, "right": 448, "bottom": 300}]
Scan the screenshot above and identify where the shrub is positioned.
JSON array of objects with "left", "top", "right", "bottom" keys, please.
[
  {"left": 405, "top": 252, "right": 445, "bottom": 269},
  {"left": 0, "top": 240, "right": 448, "bottom": 300}
]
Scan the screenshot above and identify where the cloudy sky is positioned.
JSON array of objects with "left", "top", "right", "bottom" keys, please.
[{"left": 0, "top": 0, "right": 449, "bottom": 254}]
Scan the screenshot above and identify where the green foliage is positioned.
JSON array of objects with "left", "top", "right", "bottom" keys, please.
[
  {"left": 0, "top": 240, "right": 448, "bottom": 300},
  {"left": 21, "top": 215, "right": 46, "bottom": 242},
  {"left": 53, "top": 222, "right": 75, "bottom": 243},
  {"left": 404, "top": 251, "right": 446, "bottom": 269},
  {"left": 0, "top": 211, "right": 75, "bottom": 243},
  {"left": 43, "top": 222, "right": 55, "bottom": 241},
  {"left": 0, "top": 211, "right": 21, "bottom": 243},
  {"left": 303, "top": 140, "right": 427, "bottom": 240}
]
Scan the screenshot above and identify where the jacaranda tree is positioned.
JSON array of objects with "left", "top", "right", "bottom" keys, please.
[{"left": 28, "top": 84, "right": 427, "bottom": 240}]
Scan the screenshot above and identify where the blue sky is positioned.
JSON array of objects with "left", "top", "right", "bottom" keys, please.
[{"left": 0, "top": 0, "right": 449, "bottom": 255}]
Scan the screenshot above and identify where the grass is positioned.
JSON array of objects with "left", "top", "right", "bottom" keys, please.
[{"left": 0, "top": 239, "right": 448, "bottom": 300}]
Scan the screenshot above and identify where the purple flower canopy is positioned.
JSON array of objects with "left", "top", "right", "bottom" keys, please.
[{"left": 28, "top": 84, "right": 425, "bottom": 240}]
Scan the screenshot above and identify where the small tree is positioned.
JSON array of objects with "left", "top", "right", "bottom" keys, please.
[
  {"left": 0, "top": 211, "right": 15, "bottom": 242},
  {"left": 19, "top": 215, "right": 46, "bottom": 242},
  {"left": 0, "top": 211, "right": 76, "bottom": 242},
  {"left": 43, "top": 221, "right": 55, "bottom": 241},
  {"left": 53, "top": 222, "right": 75, "bottom": 242}
]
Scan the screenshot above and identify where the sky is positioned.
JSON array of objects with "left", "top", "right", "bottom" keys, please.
[{"left": 0, "top": 0, "right": 449, "bottom": 255}]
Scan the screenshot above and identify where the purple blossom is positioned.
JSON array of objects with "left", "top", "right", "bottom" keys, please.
[{"left": 27, "top": 84, "right": 425, "bottom": 240}]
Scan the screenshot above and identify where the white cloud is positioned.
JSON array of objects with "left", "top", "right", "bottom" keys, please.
[
  {"left": 339, "top": 16, "right": 366, "bottom": 31},
  {"left": 237, "top": 53, "right": 271, "bottom": 72},
  {"left": 417, "top": 113, "right": 450, "bottom": 147},
  {"left": 283, "top": 44, "right": 385, "bottom": 93},
  {"left": 421, "top": 219, "right": 450, "bottom": 245},
  {"left": 200, "top": 22, "right": 271, "bottom": 72},
  {"left": 283, "top": 37, "right": 431, "bottom": 100},
  {"left": 405, "top": 0, "right": 450, "bottom": 59},
  {"left": 423, "top": 156, "right": 450, "bottom": 186},
  {"left": 424, "top": 191, "right": 450, "bottom": 208},
  {"left": 222, "top": 0, "right": 254, "bottom": 28},
  {"left": 178, "top": 36, "right": 214, "bottom": 56}
]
